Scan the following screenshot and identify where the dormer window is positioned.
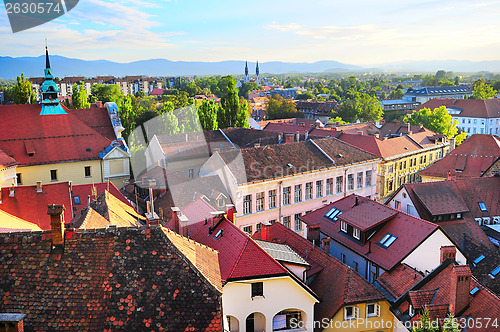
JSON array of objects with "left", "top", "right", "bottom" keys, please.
[
  {"left": 378, "top": 233, "right": 397, "bottom": 248},
  {"left": 341, "top": 220, "right": 347, "bottom": 233},
  {"left": 353, "top": 228, "right": 360, "bottom": 240}
]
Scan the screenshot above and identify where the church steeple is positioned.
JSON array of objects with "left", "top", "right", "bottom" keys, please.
[
  {"left": 255, "top": 60, "right": 260, "bottom": 85},
  {"left": 40, "top": 45, "right": 66, "bottom": 115},
  {"left": 244, "top": 60, "right": 249, "bottom": 83}
]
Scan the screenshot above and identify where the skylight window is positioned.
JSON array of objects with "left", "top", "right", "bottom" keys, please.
[
  {"left": 489, "top": 266, "right": 500, "bottom": 279},
  {"left": 325, "top": 207, "right": 342, "bottom": 221},
  {"left": 470, "top": 287, "right": 480, "bottom": 296},
  {"left": 379, "top": 233, "right": 398, "bottom": 248},
  {"left": 478, "top": 202, "right": 487, "bottom": 212},
  {"left": 473, "top": 255, "right": 485, "bottom": 266}
]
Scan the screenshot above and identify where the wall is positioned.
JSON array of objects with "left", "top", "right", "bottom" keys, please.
[
  {"left": 387, "top": 188, "right": 419, "bottom": 217},
  {"left": 17, "top": 160, "right": 103, "bottom": 186},
  {"left": 222, "top": 276, "right": 317, "bottom": 332},
  {"left": 402, "top": 229, "right": 466, "bottom": 274},
  {"left": 324, "top": 301, "right": 394, "bottom": 332},
  {"left": 0, "top": 165, "right": 17, "bottom": 188}
]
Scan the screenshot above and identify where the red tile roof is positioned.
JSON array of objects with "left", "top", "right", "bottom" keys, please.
[
  {"left": 0, "top": 210, "right": 42, "bottom": 233},
  {"left": 300, "top": 194, "right": 439, "bottom": 271},
  {"left": 263, "top": 122, "right": 315, "bottom": 135},
  {"left": 0, "top": 226, "right": 223, "bottom": 331},
  {"left": 375, "top": 264, "right": 424, "bottom": 299},
  {"left": 416, "top": 98, "right": 500, "bottom": 118},
  {"left": 0, "top": 104, "right": 113, "bottom": 166},
  {"left": 0, "top": 182, "right": 73, "bottom": 230},
  {"left": 420, "top": 134, "right": 500, "bottom": 179},
  {"left": 71, "top": 182, "right": 132, "bottom": 215},
  {"left": 0, "top": 149, "right": 18, "bottom": 169},
  {"left": 66, "top": 107, "right": 117, "bottom": 141},
  {"left": 338, "top": 198, "right": 398, "bottom": 231},
  {"left": 169, "top": 198, "right": 288, "bottom": 282},
  {"left": 252, "top": 222, "right": 385, "bottom": 321},
  {"left": 410, "top": 181, "right": 469, "bottom": 216},
  {"left": 150, "top": 88, "right": 164, "bottom": 95}
]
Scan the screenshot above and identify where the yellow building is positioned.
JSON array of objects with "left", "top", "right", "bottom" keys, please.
[
  {"left": 336, "top": 131, "right": 451, "bottom": 201},
  {"left": 0, "top": 49, "right": 130, "bottom": 189}
]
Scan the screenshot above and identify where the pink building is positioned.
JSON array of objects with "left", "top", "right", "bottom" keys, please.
[{"left": 200, "top": 137, "right": 380, "bottom": 234}]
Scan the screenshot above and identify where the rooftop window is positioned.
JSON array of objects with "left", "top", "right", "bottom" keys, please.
[
  {"left": 470, "top": 287, "right": 480, "bottom": 296},
  {"left": 378, "top": 233, "right": 397, "bottom": 248},
  {"left": 473, "top": 255, "right": 485, "bottom": 266},
  {"left": 489, "top": 266, "right": 500, "bottom": 279},
  {"left": 478, "top": 202, "right": 487, "bottom": 212},
  {"left": 325, "top": 207, "right": 343, "bottom": 222}
]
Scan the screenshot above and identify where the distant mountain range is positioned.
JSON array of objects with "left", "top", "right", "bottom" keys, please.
[{"left": 0, "top": 55, "right": 499, "bottom": 79}]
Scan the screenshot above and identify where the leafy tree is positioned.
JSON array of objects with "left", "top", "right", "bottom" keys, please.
[
  {"left": 135, "top": 90, "right": 146, "bottom": 98},
  {"left": 196, "top": 100, "right": 219, "bottom": 130},
  {"left": 70, "top": 82, "right": 90, "bottom": 109},
  {"left": 90, "top": 84, "right": 123, "bottom": 103},
  {"left": 404, "top": 106, "right": 467, "bottom": 145},
  {"left": 296, "top": 92, "right": 315, "bottom": 100},
  {"left": 413, "top": 309, "right": 438, "bottom": 332},
  {"left": 239, "top": 82, "right": 259, "bottom": 99},
  {"left": 442, "top": 313, "right": 460, "bottom": 332},
  {"left": 13, "top": 73, "right": 36, "bottom": 104},
  {"left": 265, "top": 94, "right": 303, "bottom": 120},
  {"left": 161, "top": 111, "right": 180, "bottom": 135},
  {"left": 327, "top": 116, "right": 346, "bottom": 124},
  {"left": 389, "top": 88, "right": 404, "bottom": 99},
  {"left": 434, "top": 70, "right": 447, "bottom": 80},
  {"left": 380, "top": 91, "right": 388, "bottom": 99},
  {"left": 219, "top": 77, "right": 249, "bottom": 128},
  {"left": 185, "top": 81, "right": 202, "bottom": 97},
  {"left": 236, "top": 97, "right": 251, "bottom": 128},
  {"left": 117, "top": 95, "right": 135, "bottom": 141},
  {"left": 472, "top": 79, "right": 497, "bottom": 99},
  {"left": 338, "top": 93, "right": 383, "bottom": 123}
]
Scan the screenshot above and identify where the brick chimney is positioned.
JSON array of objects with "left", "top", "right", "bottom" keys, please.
[
  {"left": 395, "top": 120, "right": 401, "bottom": 126},
  {"left": 36, "top": 181, "right": 42, "bottom": 193},
  {"left": 440, "top": 246, "right": 456, "bottom": 264},
  {"left": 47, "top": 204, "right": 65, "bottom": 248},
  {"left": 260, "top": 223, "right": 270, "bottom": 241},
  {"left": 285, "top": 133, "right": 294, "bottom": 143},
  {"left": 321, "top": 237, "right": 331, "bottom": 253},
  {"left": 449, "top": 265, "right": 471, "bottom": 315},
  {"left": 307, "top": 224, "right": 321, "bottom": 245},
  {"left": 171, "top": 207, "right": 189, "bottom": 237},
  {"left": 0, "top": 313, "right": 26, "bottom": 332},
  {"left": 380, "top": 119, "right": 386, "bottom": 125},
  {"left": 226, "top": 204, "right": 235, "bottom": 223}
]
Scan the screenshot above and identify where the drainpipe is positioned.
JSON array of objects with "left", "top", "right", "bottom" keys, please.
[
  {"left": 344, "top": 168, "right": 348, "bottom": 197},
  {"left": 278, "top": 180, "right": 283, "bottom": 223}
]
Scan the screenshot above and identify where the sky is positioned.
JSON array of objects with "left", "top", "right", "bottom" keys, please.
[{"left": 1, "top": 0, "right": 499, "bottom": 66}]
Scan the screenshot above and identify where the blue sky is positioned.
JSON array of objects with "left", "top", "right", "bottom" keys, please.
[{"left": 1, "top": 0, "right": 499, "bottom": 65}]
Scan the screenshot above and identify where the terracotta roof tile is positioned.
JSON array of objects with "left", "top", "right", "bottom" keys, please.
[
  {"left": 0, "top": 149, "right": 18, "bottom": 169},
  {"left": 416, "top": 98, "right": 500, "bottom": 119},
  {"left": 0, "top": 226, "right": 222, "bottom": 331},
  {"left": 0, "top": 210, "right": 42, "bottom": 233},
  {"left": 375, "top": 264, "right": 424, "bottom": 299}
]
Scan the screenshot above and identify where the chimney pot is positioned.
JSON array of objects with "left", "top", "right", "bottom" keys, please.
[
  {"left": 36, "top": 181, "right": 42, "bottom": 193},
  {"left": 226, "top": 204, "right": 235, "bottom": 223},
  {"left": 307, "top": 224, "right": 321, "bottom": 244},
  {"left": 450, "top": 265, "right": 472, "bottom": 315},
  {"left": 357, "top": 131, "right": 363, "bottom": 135},
  {"left": 321, "top": 237, "right": 331, "bottom": 253},
  {"left": 440, "top": 245, "right": 457, "bottom": 264},
  {"left": 47, "top": 204, "right": 65, "bottom": 247}
]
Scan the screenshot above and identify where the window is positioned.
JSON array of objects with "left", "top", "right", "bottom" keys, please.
[
  {"left": 353, "top": 228, "right": 360, "bottom": 240},
  {"left": 356, "top": 172, "right": 363, "bottom": 189},
  {"left": 478, "top": 202, "right": 487, "bottom": 212},
  {"left": 269, "top": 219, "right": 277, "bottom": 224},
  {"left": 243, "top": 225, "right": 253, "bottom": 234},
  {"left": 294, "top": 184, "right": 302, "bottom": 203},
  {"left": 84, "top": 166, "right": 91, "bottom": 178},
  {"left": 283, "top": 186, "right": 291, "bottom": 205},
  {"left": 470, "top": 287, "right": 480, "bottom": 296},
  {"left": 353, "top": 261, "right": 359, "bottom": 272},
  {"left": 294, "top": 214, "right": 302, "bottom": 231},
  {"left": 251, "top": 282, "right": 263, "bottom": 297},
  {"left": 316, "top": 180, "right": 323, "bottom": 198},
  {"left": 341, "top": 220, "right": 347, "bottom": 233},
  {"left": 379, "top": 233, "right": 398, "bottom": 248},
  {"left": 256, "top": 223, "right": 261, "bottom": 233},
  {"left": 50, "top": 169, "right": 58, "bottom": 181},
  {"left": 305, "top": 182, "right": 313, "bottom": 200},
  {"left": 283, "top": 216, "right": 291, "bottom": 229},
  {"left": 473, "top": 255, "right": 485, "bottom": 266},
  {"left": 394, "top": 200, "right": 401, "bottom": 210},
  {"left": 243, "top": 194, "right": 252, "bottom": 214},
  {"left": 188, "top": 168, "right": 194, "bottom": 178},
  {"left": 387, "top": 180, "right": 393, "bottom": 192},
  {"left": 16, "top": 173, "right": 22, "bottom": 185},
  {"left": 269, "top": 190, "right": 277, "bottom": 209},
  {"left": 341, "top": 253, "right": 346, "bottom": 264},
  {"left": 366, "top": 303, "right": 380, "bottom": 318},
  {"left": 326, "top": 178, "right": 333, "bottom": 195},
  {"left": 256, "top": 192, "right": 265, "bottom": 212},
  {"left": 489, "top": 266, "right": 500, "bottom": 279},
  {"left": 388, "top": 165, "right": 394, "bottom": 173},
  {"left": 344, "top": 306, "right": 358, "bottom": 320},
  {"left": 365, "top": 170, "right": 371, "bottom": 187},
  {"left": 73, "top": 195, "right": 81, "bottom": 205},
  {"left": 407, "top": 205, "right": 414, "bottom": 215},
  {"left": 325, "top": 207, "right": 343, "bottom": 221},
  {"left": 347, "top": 174, "right": 354, "bottom": 191},
  {"left": 336, "top": 176, "right": 343, "bottom": 193}
]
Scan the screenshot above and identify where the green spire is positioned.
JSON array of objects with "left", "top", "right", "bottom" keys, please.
[{"left": 40, "top": 45, "right": 66, "bottom": 115}]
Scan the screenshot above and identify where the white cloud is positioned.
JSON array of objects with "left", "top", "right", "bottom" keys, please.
[{"left": 263, "top": 22, "right": 301, "bottom": 31}]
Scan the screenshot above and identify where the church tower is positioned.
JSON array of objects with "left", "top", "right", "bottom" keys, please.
[
  {"left": 255, "top": 61, "right": 260, "bottom": 86},
  {"left": 244, "top": 61, "right": 250, "bottom": 83},
  {"left": 40, "top": 46, "right": 66, "bottom": 115}
]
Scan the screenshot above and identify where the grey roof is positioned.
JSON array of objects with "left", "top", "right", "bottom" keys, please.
[
  {"left": 405, "top": 86, "right": 471, "bottom": 96},
  {"left": 255, "top": 240, "right": 310, "bottom": 266}
]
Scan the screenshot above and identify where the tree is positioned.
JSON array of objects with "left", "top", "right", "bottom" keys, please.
[
  {"left": 239, "top": 82, "right": 259, "bottom": 99},
  {"left": 442, "top": 313, "right": 460, "bottom": 332},
  {"left": 13, "top": 73, "right": 36, "bottom": 104},
  {"left": 413, "top": 309, "right": 439, "bottom": 332},
  {"left": 296, "top": 92, "right": 315, "bottom": 100},
  {"left": 117, "top": 95, "right": 135, "bottom": 141},
  {"left": 219, "top": 77, "right": 249, "bottom": 128},
  {"left": 472, "top": 79, "right": 497, "bottom": 99},
  {"left": 327, "top": 116, "right": 346, "bottom": 125},
  {"left": 90, "top": 84, "right": 123, "bottom": 103},
  {"left": 70, "top": 82, "right": 90, "bottom": 109},
  {"left": 196, "top": 100, "right": 219, "bottom": 130},
  {"left": 161, "top": 111, "right": 180, "bottom": 135},
  {"left": 338, "top": 93, "right": 383, "bottom": 123},
  {"left": 265, "top": 94, "right": 303, "bottom": 120},
  {"left": 404, "top": 106, "right": 467, "bottom": 145},
  {"left": 389, "top": 87, "right": 404, "bottom": 99},
  {"left": 380, "top": 91, "right": 388, "bottom": 99},
  {"left": 236, "top": 97, "right": 250, "bottom": 128}
]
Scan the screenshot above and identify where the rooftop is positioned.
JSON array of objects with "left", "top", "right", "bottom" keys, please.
[{"left": 416, "top": 98, "right": 500, "bottom": 118}]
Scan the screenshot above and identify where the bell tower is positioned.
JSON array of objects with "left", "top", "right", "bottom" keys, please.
[{"left": 40, "top": 44, "right": 66, "bottom": 115}]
